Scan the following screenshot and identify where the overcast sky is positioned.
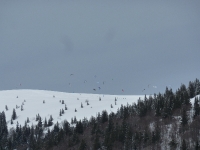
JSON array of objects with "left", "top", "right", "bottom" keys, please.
[{"left": 0, "top": 0, "right": 200, "bottom": 95}]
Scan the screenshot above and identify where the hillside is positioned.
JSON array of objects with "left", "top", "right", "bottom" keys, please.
[
  {"left": 0, "top": 89, "right": 143, "bottom": 131},
  {"left": 0, "top": 79, "right": 200, "bottom": 150}
]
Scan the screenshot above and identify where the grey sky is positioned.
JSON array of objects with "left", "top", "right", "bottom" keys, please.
[{"left": 0, "top": 0, "right": 200, "bottom": 95}]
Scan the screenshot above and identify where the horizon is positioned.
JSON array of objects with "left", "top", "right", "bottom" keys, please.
[{"left": 0, "top": 0, "right": 200, "bottom": 95}]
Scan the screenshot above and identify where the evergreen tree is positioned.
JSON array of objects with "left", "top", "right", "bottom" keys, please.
[
  {"left": 81, "top": 102, "right": 83, "bottom": 108},
  {"left": 181, "top": 108, "right": 188, "bottom": 127},
  {"left": 62, "top": 100, "right": 64, "bottom": 104},
  {"left": 36, "top": 114, "right": 40, "bottom": 121},
  {"left": 155, "top": 99, "right": 161, "bottom": 117},
  {"left": 79, "top": 139, "right": 87, "bottom": 150},
  {"left": 101, "top": 110, "right": 108, "bottom": 123},
  {"left": 63, "top": 120, "right": 72, "bottom": 136},
  {"left": 12, "top": 108, "right": 17, "bottom": 120},
  {"left": 93, "top": 134, "right": 101, "bottom": 150},
  {"left": 48, "top": 117, "right": 53, "bottom": 126},
  {"left": 188, "top": 81, "right": 195, "bottom": 98},
  {"left": 29, "top": 124, "right": 36, "bottom": 149},
  {"left": 62, "top": 108, "right": 64, "bottom": 114},
  {"left": 194, "top": 78, "right": 200, "bottom": 95},
  {"left": 0, "top": 111, "right": 8, "bottom": 148},
  {"left": 143, "top": 129, "right": 149, "bottom": 145},
  {"left": 5, "top": 105, "right": 8, "bottom": 111},
  {"left": 27, "top": 117, "right": 30, "bottom": 123},
  {"left": 37, "top": 116, "right": 42, "bottom": 128},
  {"left": 74, "top": 116, "right": 77, "bottom": 123},
  {"left": 71, "top": 117, "right": 74, "bottom": 124},
  {"left": 50, "top": 115, "right": 53, "bottom": 121},
  {"left": 154, "top": 122, "right": 161, "bottom": 142},
  {"left": 181, "top": 139, "right": 187, "bottom": 150},
  {"left": 65, "top": 104, "right": 68, "bottom": 110},
  {"left": 123, "top": 105, "right": 129, "bottom": 119},
  {"left": 21, "top": 105, "right": 23, "bottom": 111},
  {"left": 75, "top": 120, "right": 84, "bottom": 134},
  {"left": 151, "top": 131, "right": 156, "bottom": 144},
  {"left": 53, "top": 122, "right": 60, "bottom": 133},
  {"left": 193, "top": 96, "right": 200, "bottom": 119},
  {"left": 169, "top": 134, "right": 177, "bottom": 150},
  {"left": 195, "top": 140, "right": 200, "bottom": 150},
  {"left": 44, "top": 117, "right": 48, "bottom": 127},
  {"left": 60, "top": 109, "right": 62, "bottom": 116}
]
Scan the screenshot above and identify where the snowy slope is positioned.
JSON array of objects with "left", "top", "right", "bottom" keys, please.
[{"left": 0, "top": 89, "right": 144, "bottom": 130}]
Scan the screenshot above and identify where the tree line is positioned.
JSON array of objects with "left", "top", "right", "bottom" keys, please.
[{"left": 0, "top": 78, "right": 200, "bottom": 149}]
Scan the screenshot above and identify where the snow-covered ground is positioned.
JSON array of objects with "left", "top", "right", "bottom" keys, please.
[{"left": 0, "top": 89, "right": 144, "bottom": 130}]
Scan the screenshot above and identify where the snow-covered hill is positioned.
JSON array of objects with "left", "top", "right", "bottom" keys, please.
[{"left": 0, "top": 89, "right": 144, "bottom": 131}]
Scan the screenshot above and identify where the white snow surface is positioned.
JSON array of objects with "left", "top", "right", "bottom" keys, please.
[{"left": 0, "top": 89, "right": 144, "bottom": 130}]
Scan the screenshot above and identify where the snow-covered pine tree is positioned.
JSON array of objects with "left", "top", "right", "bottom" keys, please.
[{"left": 65, "top": 104, "right": 67, "bottom": 110}]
